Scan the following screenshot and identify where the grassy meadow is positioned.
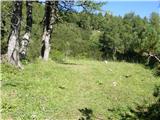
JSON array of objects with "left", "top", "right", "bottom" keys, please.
[{"left": 1, "top": 59, "right": 160, "bottom": 119}]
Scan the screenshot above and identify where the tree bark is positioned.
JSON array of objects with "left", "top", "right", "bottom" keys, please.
[
  {"left": 41, "top": 1, "right": 58, "bottom": 60},
  {"left": 20, "top": 1, "right": 32, "bottom": 58},
  {"left": 7, "top": 1, "right": 22, "bottom": 68}
]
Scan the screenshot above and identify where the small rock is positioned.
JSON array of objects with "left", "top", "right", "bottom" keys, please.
[
  {"left": 112, "top": 81, "right": 117, "bottom": 86},
  {"left": 59, "top": 85, "right": 65, "bottom": 89},
  {"left": 31, "top": 112, "right": 37, "bottom": 119},
  {"left": 124, "top": 74, "right": 132, "bottom": 78},
  {"left": 104, "top": 60, "right": 108, "bottom": 64}
]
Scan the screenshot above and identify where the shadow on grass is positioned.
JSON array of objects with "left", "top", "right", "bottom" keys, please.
[
  {"left": 2, "top": 82, "right": 17, "bottom": 87},
  {"left": 2, "top": 81, "right": 22, "bottom": 87},
  {"left": 120, "top": 101, "right": 160, "bottom": 120},
  {"left": 78, "top": 108, "right": 93, "bottom": 120},
  {"left": 120, "top": 85, "right": 160, "bottom": 120},
  {"left": 2, "top": 80, "right": 31, "bottom": 90},
  {"left": 62, "top": 62, "right": 82, "bottom": 65},
  {"left": 54, "top": 60, "right": 83, "bottom": 66}
]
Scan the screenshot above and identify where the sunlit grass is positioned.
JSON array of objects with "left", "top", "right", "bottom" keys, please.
[{"left": 1, "top": 59, "right": 160, "bottom": 119}]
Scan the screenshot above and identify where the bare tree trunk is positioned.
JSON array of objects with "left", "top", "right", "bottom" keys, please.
[
  {"left": 7, "top": 1, "right": 22, "bottom": 68},
  {"left": 41, "top": 1, "right": 58, "bottom": 60},
  {"left": 20, "top": 1, "right": 32, "bottom": 58}
]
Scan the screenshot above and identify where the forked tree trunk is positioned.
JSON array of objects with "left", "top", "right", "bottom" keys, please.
[
  {"left": 20, "top": 1, "right": 32, "bottom": 58},
  {"left": 7, "top": 1, "right": 22, "bottom": 68},
  {"left": 41, "top": 1, "right": 58, "bottom": 60}
]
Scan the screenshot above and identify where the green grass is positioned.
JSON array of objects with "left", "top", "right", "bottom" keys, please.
[{"left": 1, "top": 59, "right": 160, "bottom": 119}]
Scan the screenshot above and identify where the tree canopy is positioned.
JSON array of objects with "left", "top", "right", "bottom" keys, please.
[{"left": 1, "top": 1, "right": 160, "bottom": 69}]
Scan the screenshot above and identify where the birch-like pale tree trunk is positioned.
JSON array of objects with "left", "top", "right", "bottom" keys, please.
[
  {"left": 41, "top": 1, "right": 58, "bottom": 60},
  {"left": 20, "top": 1, "right": 32, "bottom": 58},
  {"left": 7, "top": 1, "right": 22, "bottom": 68}
]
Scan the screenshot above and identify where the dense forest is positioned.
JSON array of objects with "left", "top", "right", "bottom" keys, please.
[
  {"left": 1, "top": 1, "right": 160, "bottom": 69},
  {"left": 1, "top": 1, "right": 160, "bottom": 119},
  {"left": 1, "top": 1, "right": 160, "bottom": 74}
]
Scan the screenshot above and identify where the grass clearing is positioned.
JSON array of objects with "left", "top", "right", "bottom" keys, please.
[{"left": 1, "top": 59, "right": 160, "bottom": 119}]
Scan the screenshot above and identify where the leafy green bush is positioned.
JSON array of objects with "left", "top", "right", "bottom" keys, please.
[
  {"left": 51, "top": 23, "right": 101, "bottom": 59},
  {"left": 99, "top": 12, "right": 160, "bottom": 63},
  {"left": 50, "top": 50, "right": 66, "bottom": 63},
  {"left": 154, "top": 64, "right": 160, "bottom": 76}
]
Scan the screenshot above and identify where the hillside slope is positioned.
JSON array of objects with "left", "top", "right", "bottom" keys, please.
[{"left": 1, "top": 59, "right": 160, "bottom": 119}]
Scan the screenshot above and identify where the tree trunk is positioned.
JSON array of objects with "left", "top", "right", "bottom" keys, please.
[
  {"left": 7, "top": 1, "right": 22, "bottom": 68},
  {"left": 20, "top": 1, "right": 32, "bottom": 58},
  {"left": 41, "top": 1, "right": 58, "bottom": 60}
]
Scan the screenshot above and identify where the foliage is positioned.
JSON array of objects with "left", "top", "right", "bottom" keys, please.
[
  {"left": 2, "top": 1, "right": 159, "bottom": 64},
  {"left": 50, "top": 50, "right": 66, "bottom": 63},
  {"left": 1, "top": 1, "right": 12, "bottom": 54},
  {"left": 51, "top": 22, "right": 101, "bottom": 59},
  {"left": 155, "top": 64, "right": 160, "bottom": 76},
  {"left": 99, "top": 12, "right": 160, "bottom": 65}
]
